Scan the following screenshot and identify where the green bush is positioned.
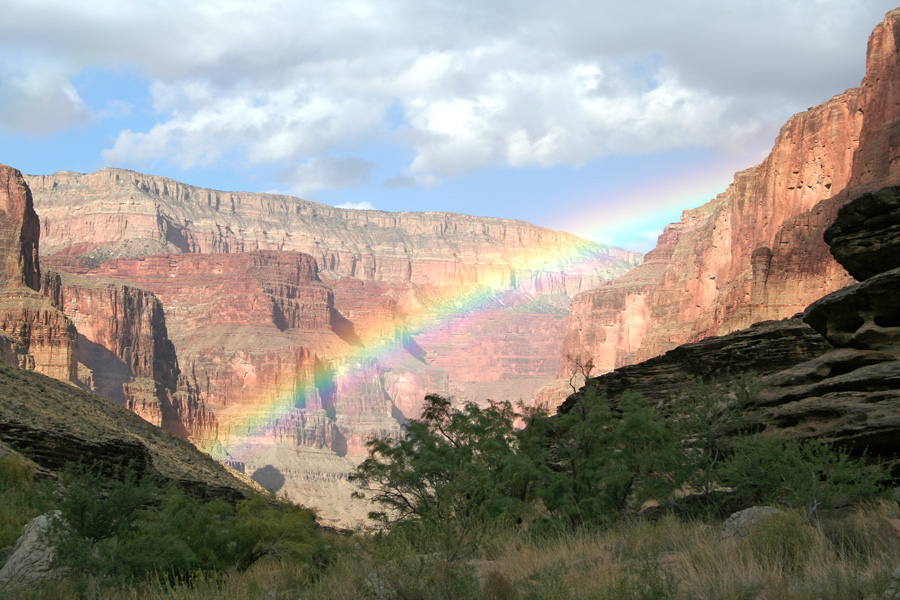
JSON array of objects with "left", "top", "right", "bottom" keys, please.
[
  {"left": 50, "top": 461, "right": 324, "bottom": 582},
  {"left": 352, "top": 395, "right": 540, "bottom": 558},
  {"left": 717, "top": 436, "right": 888, "bottom": 520}
]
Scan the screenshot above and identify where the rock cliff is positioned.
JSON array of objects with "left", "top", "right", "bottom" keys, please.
[
  {"left": 560, "top": 9, "right": 900, "bottom": 384},
  {"left": 25, "top": 161, "right": 640, "bottom": 524},
  {"left": 0, "top": 165, "right": 77, "bottom": 381}
]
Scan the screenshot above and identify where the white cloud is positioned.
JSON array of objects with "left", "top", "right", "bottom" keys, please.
[
  {"left": 3, "top": 0, "right": 898, "bottom": 189},
  {"left": 0, "top": 56, "right": 91, "bottom": 134},
  {"left": 277, "top": 157, "right": 375, "bottom": 198},
  {"left": 335, "top": 201, "right": 377, "bottom": 210}
]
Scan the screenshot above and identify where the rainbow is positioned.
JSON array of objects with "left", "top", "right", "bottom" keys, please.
[{"left": 216, "top": 195, "right": 708, "bottom": 462}]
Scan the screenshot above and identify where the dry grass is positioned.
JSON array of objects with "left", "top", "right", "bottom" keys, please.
[{"left": 9, "top": 500, "right": 900, "bottom": 599}]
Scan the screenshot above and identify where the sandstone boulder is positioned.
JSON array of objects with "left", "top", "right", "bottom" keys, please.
[
  {"left": 803, "top": 268, "right": 900, "bottom": 354},
  {"left": 558, "top": 318, "right": 831, "bottom": 414}
]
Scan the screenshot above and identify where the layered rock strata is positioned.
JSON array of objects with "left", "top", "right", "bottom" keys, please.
[
  {"left": 27, "top": 169, "right": 640, "bottom": 296},
  {"left": 0, "top": 358, "right": 258, "bottom": 503}
]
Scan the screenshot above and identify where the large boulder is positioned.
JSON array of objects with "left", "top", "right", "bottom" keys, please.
[
  {"left": 720, "top": 506, "right": 784, "bottom": 542},
  {"left": 825, "top": 186, "right": 900, "bottom": 281},
  {"left": 0, "top": 512, "right": 67, "bottom": 589}
]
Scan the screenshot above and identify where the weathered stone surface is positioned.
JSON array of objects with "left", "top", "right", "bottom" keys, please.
[
  {"left": 721, "top": 506, "right": 784, "bottom": 542},
  {"left": 0, "top": 164, "right": 40, "bottom": 290},
  {"left": 0, "top": 512, "right": 67, "bottom": 589},
  {"left": 803, "top": 267, "right": 900, "bottom": 354},
  {"left": 740, "top": 349, "right": 900, "bottom": 451},
  {"left": 560, "top": 9, "right": 900, "bottom": 380},
  {"left": 558, "top": 318, "right": 831, "bottom": 414},
  {"left": 825, "top": 186, "right": 900, "bottom": 281}
]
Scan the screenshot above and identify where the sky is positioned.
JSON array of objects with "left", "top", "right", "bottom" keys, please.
[{"left": 1, "top": 1, "right": 897, "bottom": 252}]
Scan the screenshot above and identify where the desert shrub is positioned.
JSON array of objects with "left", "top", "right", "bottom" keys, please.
[
  {"left": 717, "top": 435, "right": 888, "bottom": 520},
  {"left": 50, "top": 460, "right": 324, "bottom": 582},
  {"left": 352, "top": 395, "right": 539, "bottom": 558},
  {"left": 524, "top": 388, "right": 682, "bottom": 527}
]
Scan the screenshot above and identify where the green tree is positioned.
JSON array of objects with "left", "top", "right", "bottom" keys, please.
[
  {"left": 525, "top": 387, "right": 680, "bottom": 527},
  {"left": 351, "top": 395, "right": 539, "bottom": 559}
]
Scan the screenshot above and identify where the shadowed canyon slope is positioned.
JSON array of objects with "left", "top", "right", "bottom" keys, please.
[{"left": 554, "top": 9, "right": 900, "bottom": 394}]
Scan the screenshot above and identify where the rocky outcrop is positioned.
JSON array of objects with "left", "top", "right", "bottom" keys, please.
[
  {"left": 0, "top": 164, "right": 40, "bottom": 290},
  {"left": 560, "top": 9, "right": 900, "bottom": 381},
  {"left": 568, "top": 183, "right": 900, "bottom": 471},
  {"left": 37, "top": 268, "right": 214, "bottom": 436},
  {"left": 557, "top": 317, "right": 831, "bottom": 414},
  {"left": 738, "top": 187, "right": 900, "bottom": 458},
  {"left": 0, "top": 164, "right": 77, "bottom": 381},
  {"left": 0, "top": 512, "right": 67, "bottom": 589}
]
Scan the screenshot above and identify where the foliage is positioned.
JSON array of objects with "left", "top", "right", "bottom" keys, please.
[
  {"left": 351, "top": 394, "right": 540, "bottom": 558},
  {"left": 0, "top": 453, "right": 52, "bottom": 548},
  {"left": 665, "top": 374, "right": 760, "bottom": 503},
  {"left": 717, "top": 435, "right": 888, "bottom": 521},
  {"left": 522, "top": 387, "right": 680, "bottom": 526},
  {"left": 49, "top": 460, "right": 323, "bottom": 582}
]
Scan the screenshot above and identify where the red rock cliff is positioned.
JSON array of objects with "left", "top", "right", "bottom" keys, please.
[{"left": 0, "top": 164, "right": 77, "bottom": 380}]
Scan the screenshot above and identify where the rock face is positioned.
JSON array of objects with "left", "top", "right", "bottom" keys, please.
[
  {"left": 27, "top": 168, "right": 639, "bottom": 296},
  {"left": 38, "top": 268, "right": 209, "bottom": 436},
  {"left": 560, "top": 9, "right": 900, "bottom": 385},
  {"left": 557, "top": 318, "right": 832, "bottom": 415},
  {"left": 0, "top": 165, "right": 77, "bottom": 381},
  {"left": 824, "top": 186, "right": 900, "bottom": 281},
  {"left": 0, "top": 359, "right": 257, "bottom": 503}
]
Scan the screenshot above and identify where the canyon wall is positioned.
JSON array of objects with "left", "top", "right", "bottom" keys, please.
[
  {"left": 558, "top": 9, "right": 900, "bottom": 385},
  {"left": 26, "top": 169, "right": 639, "bottom": 296},
  {"left": 0, "top": 165, "right": 77, "bottom": 381}
]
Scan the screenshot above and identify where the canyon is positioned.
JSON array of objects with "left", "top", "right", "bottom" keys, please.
[
  {"left": 1, "top": 163, "right": 639, "bottom": 525},
  {"left": 1, "top": 8, "right": 898, "bottom": 527}
]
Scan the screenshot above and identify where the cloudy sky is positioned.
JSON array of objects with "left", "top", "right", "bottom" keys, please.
[{"left": 0, "top": 1, "right": 896, "bottom": 251}]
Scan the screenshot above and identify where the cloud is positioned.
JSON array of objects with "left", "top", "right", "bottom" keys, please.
[
  {"left": 335, "top": 200, "right": 377, "bottom": 210},
  {"left": 277, "top": 156, "right": 375, "bottom": 198},
  {"left": 384, "top": 173, "right": 441, "bottom": 189},
  {"left": 0, "top": 56, "right": 91, "bottom": 135},
  {"left": 3, "top": 0, "right": 897, "bottom": 188}
]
